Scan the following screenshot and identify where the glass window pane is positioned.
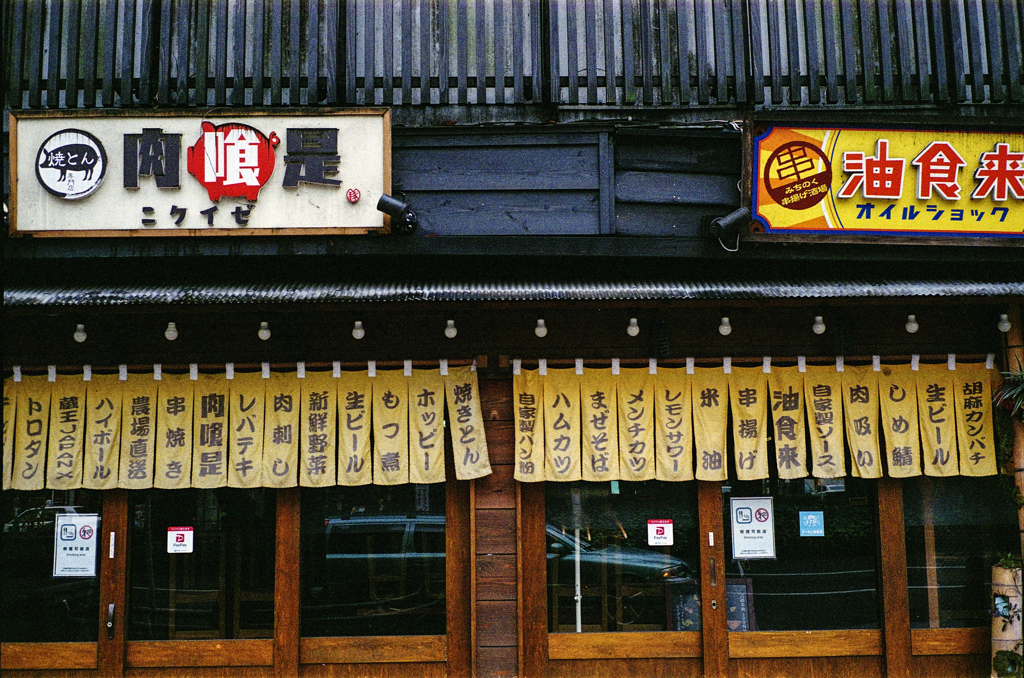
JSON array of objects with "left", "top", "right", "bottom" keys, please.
[
  {"left": 127, "top": 489, "right": 276, "bottom": 640},
  {"left": 1, "top": 490, "right": 103, "bottom": 642},
  {"left": 301, "top": 484, "right": 447, "bottom": 637},
  {"left": 904, "top": 476, "right": 1018, "bottom": 628},
  {"left": 723, "top": 478, "right": 880, "bottom": 631},
  {"left": 545, "top": 481, "right": 701, "bottom": 633}
]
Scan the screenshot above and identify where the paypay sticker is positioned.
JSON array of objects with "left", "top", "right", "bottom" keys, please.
[
  {"left": 647, "top": 519, "right": 674, "bottom": 546},
  {"left": 167, "top": 526, "right": 194, "bottom": 554}
]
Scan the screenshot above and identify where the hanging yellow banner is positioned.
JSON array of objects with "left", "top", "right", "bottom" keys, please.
[
  {"left": 409, "top": 370, "right": 446, "bottom": 484},
  {"left": 155, "top": 373, "right": 193, "bottom": 490},
  {"left": 916, "top": 364, "right": 959, "bottom": 477},
  {"left": 544, "top": 368, "right": 581, "bottom": 481},
  {"left": 192, "top": 373, "right": 229, "bottom": 489},
  {"left": 445, "top": 365, "right": 492, "bottom": 481},
  {"left": 769, "top": 366, "right": 808, "bottom": 480},
  {"left": 46, "top": 375, "right": 86, "bottom": 490},
  {"left": 954, "top": 364, "right": 998, "bottom": 477},
  {"left": 729, "top": 367, "right": 770, "bottom": 481},
  {"left": 692, "top": 367, "right": 729, "bottom": 481},
  {"left": 263, "top": 372, "right": 299, "bottom": 488},
  {"left": 878, "top": 365, "right": 922, "bottom": 478},
  {"left": 338, "top": 370, "right": 372, "bottom": 486},
  {"left": 2, "top": 378, "right": 16, "bottom": 490},
  {"left": 655, "top": 368, "right": 693, "bottom": 481},
  {"left": 12, "top": 375, "right": 50, "bottom": 491},
  {"left": 513, "top": 369, "right": 545, "bottom": 482},
  {"left": 804, "top": 367, "right": 846, "bottom": 478},
  {"left": 581, "top": 368, "right": 619, "bottom": 482},
  {"left": 373, "top": 370, "right": 410, "bottom": 485},
  {"left": 228, "top": 372, "right": 266, "bottom": 488},
  {"left": 84, "top": 374, "right": 122, "bottom": 490},
  {"left": 301, "top": 371, "right": 338, "bottom": 487},
  {"left": 617, "top": 369, "right": 655, "bottom": 482},
  {"left": 118, "top": 373, "right": 157, "bottom": 490},
  {"left": 842, "top": 366, "right": 883, "bottom": 479}
]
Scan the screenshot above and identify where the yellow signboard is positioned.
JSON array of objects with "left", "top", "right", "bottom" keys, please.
[{"left": 754, "top": 127, "right": 1024, "bottom": 237}]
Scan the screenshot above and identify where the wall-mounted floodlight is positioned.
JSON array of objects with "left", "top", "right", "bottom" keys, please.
[
  {"left": 709, "top": 206, "right": 751, "bottom": 252},
  {"left": 377, "top": 194, "right": 418, "bottom": 235}
]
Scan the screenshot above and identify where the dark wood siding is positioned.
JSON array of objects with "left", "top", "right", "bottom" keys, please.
[{"left": 5, "top": 0, "right": 1022, "bottom": 111}]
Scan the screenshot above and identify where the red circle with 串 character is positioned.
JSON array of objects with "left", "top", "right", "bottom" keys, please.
[
  {"left": 79, "top": 524, "right": 94, "bottom": 540},
  {"left": 764, "top": 141, "right": 833, "bottom": 210}
]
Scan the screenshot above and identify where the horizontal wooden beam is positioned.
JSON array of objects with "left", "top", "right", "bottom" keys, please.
[
  {"left": 0, "top": 642, "right": 97, "bottom": 670},
  {"left": 728, "top": 630, "right": 883, "bottom": 658},
  {"left": 126, "top": 639, "right": 273, "bottom": 667},
  {"left": 911, "top": 628, "right": 989, "bottom": 656},
  {"left": 548, "top": 631, "right": 702, "bottom": 659},
  {"left": 300, "top": 635, "right": 446, "bottom": 664}
]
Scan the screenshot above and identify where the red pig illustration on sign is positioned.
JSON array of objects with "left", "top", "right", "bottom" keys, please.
[{"left": 186, "top": 121, "right": 279, "bottom": 202}]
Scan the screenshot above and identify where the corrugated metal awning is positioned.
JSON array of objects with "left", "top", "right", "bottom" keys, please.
[{"left": 5, "top": 277, "right": 1023, "bottom": 307}]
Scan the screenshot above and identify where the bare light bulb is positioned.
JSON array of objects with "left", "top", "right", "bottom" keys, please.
[
  {"left": 444, "top": 319, "right": 458, "bottom": 339},
  {"left": 905, "top": 314, "right": 919, "bottom": 334},
  {"left": 535, "top": 319, "right": 548, "bottom": 338},
  {"left": 812, "top": 316, "right": 826, "bottom": 335},
  {"left": 164, "top": 322, "right": 179, "bottom": 341},
  {"left": 352, "top": 320, "right": 365, "bottom": 340},
  {"left": 626, "top": 318, "right": 640, "bottom": 337},
  {"left": 73, "top": 324, "right": 87, "bottom": 343},
  {"left": 718, "top": 317, "right": 732, "bottom": 336},
  {"left": 258, "top": 321, "right": 271, "bottom": 341},
  {"left": 998, "top": 314, "right": 1012, "bottom": 333}
]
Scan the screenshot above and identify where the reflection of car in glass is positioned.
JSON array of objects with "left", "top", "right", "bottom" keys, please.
[
  {"left": 309, "top": 515, "right": 446, "bottom": 635},
  {"left": 546, "top": 524, "right": 697, "bottom": 631},
  {"left": 546, "top": 524, "right": 693, "bottom": 584},
  {"left": 3, "top": 505, "right": 82, "bottom": 535}
]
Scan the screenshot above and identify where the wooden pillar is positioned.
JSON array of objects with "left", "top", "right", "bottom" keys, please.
[
  {"left": 878, "top": 477, "right": 911, "bottom": 678},
  {"left": 98, "top": 489, "right": 128, "bottom": 678},
  {"left": 699, "top": 480, "right": 728, "bottom": 678},
  {"left": 1006, "top": 303, "right": 1024, "bottom": 558},
  {"left": 273, "top": 487, "right": 300, "bottom": 678}
]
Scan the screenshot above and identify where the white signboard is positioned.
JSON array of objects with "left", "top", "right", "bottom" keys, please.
[
  {"left": 730, "top": 497, "right": 776, "bottom": 559},
  {"left": 12, "top": 111, "right": 390, "bottom": 235},
  {"left": 167, "top": 526, "right": 195, "bottom": 554},
  {"left": 53, "top": 513, "right": 99, "bottom": 577},
  {"left": 647, "top": 519, "right": 674, "bottom": 546}
]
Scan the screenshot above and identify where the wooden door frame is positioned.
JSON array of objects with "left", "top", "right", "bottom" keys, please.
[
  {"left": 2, "top": 476, "right": 472, "bottom": 676},
  {"left": 519, "top": 474, "right": 991, "bottom": 677}
]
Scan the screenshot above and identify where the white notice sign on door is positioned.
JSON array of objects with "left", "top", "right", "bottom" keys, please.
[
  {"left": 53, "top": 513, "right": 99, "bottom": 577},
  {"left": 730, "top": 497, "right": 776, "bottom": 559}
]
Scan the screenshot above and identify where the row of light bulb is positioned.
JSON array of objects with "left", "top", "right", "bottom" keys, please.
[
  {"left": 70, "top": 314, "right": 1015, "bottom": 344},
  {"left": 719, "top": 313, "right": 1014, "bottom": 336}
]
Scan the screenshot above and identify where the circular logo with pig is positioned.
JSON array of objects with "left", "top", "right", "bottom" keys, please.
[
  {"left": 35, "top": 129, "right": 107, "bottom": 199},
  {"left": 186, "top": 121, "right": 280, "bottom": 202}
]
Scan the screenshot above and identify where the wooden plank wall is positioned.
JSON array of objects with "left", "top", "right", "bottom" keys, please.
[
  {"left": 4, "top": 0, "right": 1022, "bottom": 111},
  {"left": 614, "top": 128, "right": 742, "bottom": 237},
  {"left": 393, "top": 131, "right": 606, "bottom": 236},
  {"left": 477, "top": 377, "right": 519, "bottom": 677},
  {"left": 392, "top": 127, "right": 741, "bottom": 237}
]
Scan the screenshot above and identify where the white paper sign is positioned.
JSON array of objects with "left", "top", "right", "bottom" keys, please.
[
  {"left": 53, "top": 513, "right": 99, "bottom": 577},
  {"left": 167, "top": 526, "right": 195, "bottom": 554},
  {"left": 647, "top": 519, "right": 674, "bottom": 546},
  {"left": 730, "top": 497, "right": 776, "bottom": 559}
]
